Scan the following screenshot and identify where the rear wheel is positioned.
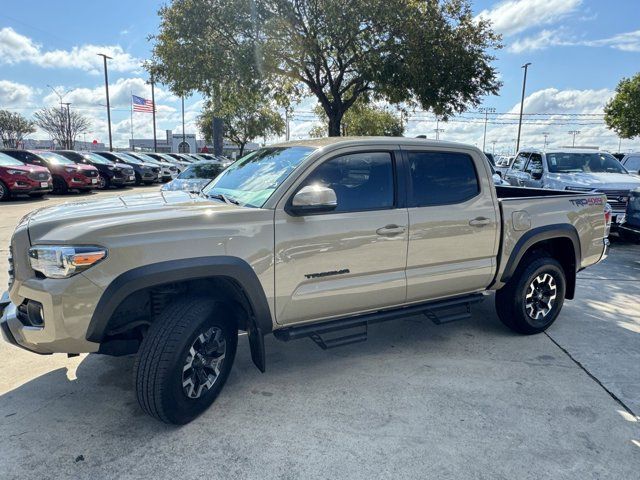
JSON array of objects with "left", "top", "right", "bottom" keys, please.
[
  {"left": 496, "top": 255, "right": 566, "bottom": 334},
  {"left": 134, "top": 296, "right": 238, "bottom": 424},
  {"left": 0, "top": 180, "right": 9, "bottom": 201}
]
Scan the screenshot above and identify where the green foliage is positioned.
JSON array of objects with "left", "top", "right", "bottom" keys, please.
[
  {"left": 0, "top": 110, "right": 35, "bottom": 148},
  {"left": 605, "top": 73, "right": 640, "bottom": 139},
  {"left": 198, "top": 91, "right": 285, "bottom": 156},
  {"left": 309, "top": 102, "right": 404, "bottom": 137},
  {"left": 150, "top": 0, "right": 501, "bottom": 137}
]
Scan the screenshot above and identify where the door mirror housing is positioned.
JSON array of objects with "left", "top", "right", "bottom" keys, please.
[
  {"left": 288, "top": 184, "right": 337, "bottom": 216},
  {"left": 531, "top": 169, "right": 543, "bottom": 180}
]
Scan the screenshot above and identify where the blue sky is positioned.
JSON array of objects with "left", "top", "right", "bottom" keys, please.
[{"left": 0, "top": 0, "right": 639, "bottom": 154}]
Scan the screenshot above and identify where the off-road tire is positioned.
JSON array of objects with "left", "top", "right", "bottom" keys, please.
[
  {"left": 134, "top": 296, "right": 238, "bottom": 424},
  {"left": 496, "top": 255, "right": 566, "bottom": 335}
]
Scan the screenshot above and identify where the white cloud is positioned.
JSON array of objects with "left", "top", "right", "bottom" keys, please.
[
  {"left": 478, "top": 0, "right": 582, "bottom": 36},
  {"left": 509, "top": 30, "right": 563, "bottom": 53},
  {"left": 42, "top": 77, "right": 177, "bottom": 109},
  {"left": 0, "top": 27, "right": 141, "bottom": 74},
  {"left": 402, "top": 88, "right": 640, "bottom": 154},
  {"left": 581, "top": 30, "right": 640, "bottom": 52},
  {"left": 0, "top": 80, "right": 36, "bottom": 106}
]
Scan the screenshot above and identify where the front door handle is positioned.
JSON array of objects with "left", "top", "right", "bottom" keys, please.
[
  {"left": 469, "top": 217, "right": 491, "bottom": 227},
  {"left": 376, "top": 224, "right": 406, "bottom": 236}
]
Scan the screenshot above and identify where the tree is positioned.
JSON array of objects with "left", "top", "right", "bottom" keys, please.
[
  {"left": 605, "top": 73, "right": 640, "bottom": 140},
  {"left": 309, "top": 102, "right": 404, "bottom": 137},
  {"left": 34, "top": 107, "right": 90, "bottom": 150},
  {"left": 0, "top": 110, "right": 36, "bottom": 148},
  {"left": 150, "top": 0, "right": 501, "bottom": 137},
  {"left": 198, "top": 92, "right": 285, "bottom": 157}
]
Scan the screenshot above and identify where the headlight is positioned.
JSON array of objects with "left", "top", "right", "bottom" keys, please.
[
  {"left": 6, "top": 169, "right": 25, "bottom": 175},
  {"left": 28, "top": 245, "right": 107, "bottom": 279},
  {"left": 64, "top": 167, "right": 77, "bottom": 173}
]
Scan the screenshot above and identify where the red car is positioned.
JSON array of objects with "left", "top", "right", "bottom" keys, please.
[
  {"left": 0, "top": 151, "right": 52, "bottom": 201},
  {"left": 3, "top": 150, "right": 100, "bottom": 194}
]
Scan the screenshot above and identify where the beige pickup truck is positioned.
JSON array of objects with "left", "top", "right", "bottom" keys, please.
[{"left": 1, "top": 137, "right": 610, "bottom": 424}]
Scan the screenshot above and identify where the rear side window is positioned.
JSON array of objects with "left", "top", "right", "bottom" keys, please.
[
  {"left": 407, "top": 151, "right": 479, "bottom": 207},
  {"left": 511, "top": 152, "right": 530, "bottom": 171},
  {"left": 624, "top": 156, "right": 640, "bottom": 172},
  {"left": 299, "top": 152, "right": 395, "bottom": 212}
]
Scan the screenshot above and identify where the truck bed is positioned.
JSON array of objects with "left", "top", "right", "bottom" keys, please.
[{"left": 492, "top": 186, "right": 607, "bottom": 289}]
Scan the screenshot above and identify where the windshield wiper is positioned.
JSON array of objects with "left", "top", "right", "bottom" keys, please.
[{"left": 204, "top": 192, "right": 240, "bottom": 205}]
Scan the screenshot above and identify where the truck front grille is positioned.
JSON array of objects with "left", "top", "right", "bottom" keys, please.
[
  {"left": 8, "top": 245, "right": 14, "bottom": 289},
  {"left": 28, "top": 171, "right": 50, "bottom": 181},
  {"left": 598, "top": 189, "right": 630, "bottom": 211}
]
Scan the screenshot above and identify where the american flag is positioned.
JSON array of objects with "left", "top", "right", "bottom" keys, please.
[{"left": 132, "top": 95, "right": 155, "bottom": 113}]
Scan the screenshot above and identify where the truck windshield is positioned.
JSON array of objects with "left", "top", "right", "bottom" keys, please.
[
  {"left": 547, "top": 152, "right": 627, "bottom": 174},
  {"left": 201, "top": 146, "right": 315, "bottom": 207},
  {"left": 178, "top": 162, "right": 226, "bottom": 180}
]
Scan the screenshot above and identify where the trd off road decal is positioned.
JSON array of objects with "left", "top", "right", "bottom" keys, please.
[{"left": 570, "top": 197, "right": 604, "bottom": 207}]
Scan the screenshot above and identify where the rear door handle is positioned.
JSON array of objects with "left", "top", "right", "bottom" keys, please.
[
  {"left": 376, "top": 224, "right": 406, "bottom": 236},
  {"left": 469, "top": 217, "right": 491, "bottom": 227}
]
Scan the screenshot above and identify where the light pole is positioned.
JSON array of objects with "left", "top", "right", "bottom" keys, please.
[
  {"left": 491, "top": 140, "right": 497, "bottom": 154},
  {"left": 568, "top": 130, "right": 580, "bottom": 147},
  {"left": 148, "top": 75, "right": 158, "bottom": 152},
  {"left": 97, "top": 53, "right": 113, "bottom": 151},
  {"left": 479, "top": 107, "right": 496, "bottom": 151},
  {"left": 61, "top": 102, "right": 71, "bottom": 149},
  {"left": 516, "top": 62, "right": 532, "bottom": 153},
  {"left": 542, "top": 132, "right": 550, "bottom": 149},
  {"left": 434, "top": 117, "right": 444, "bottom": 140},
  {"left": 181, "top": 95, "right": 186, "bottom": 148}
]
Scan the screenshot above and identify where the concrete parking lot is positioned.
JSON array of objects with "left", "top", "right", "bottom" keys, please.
[{"left": 0, "top": 187, "right": 639, "bottom": 479}]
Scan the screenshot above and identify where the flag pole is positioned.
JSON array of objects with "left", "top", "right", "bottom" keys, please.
[
  {"left": 150, "top": 76, "right": 157, "bottom": 153},
  {"left": 130, "top": 91, "right": 134, "bottom": 150}
]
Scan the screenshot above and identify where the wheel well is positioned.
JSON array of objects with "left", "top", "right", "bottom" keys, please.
[
  {"left": 101, "top": 277, "right": 251, "bottom": 349},
  {"left": 520, "top": 237, "right": 577, "bottom": 299}
]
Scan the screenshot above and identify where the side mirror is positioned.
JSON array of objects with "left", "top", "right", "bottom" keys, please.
[
  {"left": 531, "top": 170, "right": 543, "bottom": 180},
  {"left": 288, "top": 184, "right": 337, "bottom": 216}
]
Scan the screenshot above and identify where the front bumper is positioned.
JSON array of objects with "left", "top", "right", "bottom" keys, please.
[
  {"left": 1, "top": 273, "right": 102, "bottom": 354},
  {"left": 7, "top": 179, "right": 52, "bottom": 195}
]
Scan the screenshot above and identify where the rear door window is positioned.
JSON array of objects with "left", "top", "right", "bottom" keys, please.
[
  {"left": 511, "top": 152, "right": 530, "bottom": 171},
  {"left": 406, "top": 151, "right": 480, "bottom": 206},
  {"left": 624, "top": 156, "right": 640, "bottom": 172}
]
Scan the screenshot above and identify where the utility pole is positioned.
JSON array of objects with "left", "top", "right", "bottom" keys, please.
[
  {"left": 285, "top": 109, "right": 290, "bottom": 141},
  {"left": 434, "top": 117, "right": 444, "bottom": 140},
  {"left": 516, "top": 62, "right": 532, "bottom": 153},
  {"left": 542, "top": 132, "right": 550, "bottom": 149},
  {"left": 62, "top": 102, "right": 71, "bottom": 149},
  {"left": 568, "top": 130, "right": 580, "bottom": 147},
  {"left": 618, "top": 137, "right": 622, "bottom": 153},
  {"left": 149, "top": 75, "right": 157, "bottom": 152},
  {"left": 181, "top": 95, "right": 186, "bottom": 150},
  {"left": 97, "top": 53, "right": 113, "bottom": 151},
  {"left": 491, "top": 140, "right": 497, "bottom": 154},
  {"left": 479, "top": 107, "right": 495, "bottom": 152}
]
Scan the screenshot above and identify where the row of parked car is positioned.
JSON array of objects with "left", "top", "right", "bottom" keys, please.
[
  {"left": 0, "top": 149, "right": 229, "bottom": 201},
  {"left": 486, "top": 148, "right": 640, "bottom": 241}
]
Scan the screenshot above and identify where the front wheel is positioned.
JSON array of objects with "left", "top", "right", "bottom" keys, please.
[
  {"left": 134, "top": 296, "right": 238, "bottom": 424},
  {"left": 496, "top": 255, "right": 566, "bottom": 334},
  {"left": 0, "top": 180, "right": 10, "bottom": 201}
]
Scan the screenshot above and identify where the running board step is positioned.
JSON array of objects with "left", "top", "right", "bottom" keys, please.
[{"left": 273, "top": 294, "right": 484, "bottom": 349}]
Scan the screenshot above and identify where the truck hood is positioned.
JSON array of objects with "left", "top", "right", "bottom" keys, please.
[
  {"left": 547, "top": 172, "right": 640, "bottom": 190},
  {"left": 26, "top": 191, "right": 240, "bottom": 242}
]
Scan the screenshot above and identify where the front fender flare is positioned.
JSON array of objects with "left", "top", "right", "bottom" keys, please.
[{"left": 86, "top": 256, "right": 273, "bottom": 372}]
